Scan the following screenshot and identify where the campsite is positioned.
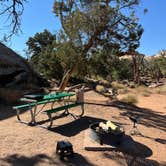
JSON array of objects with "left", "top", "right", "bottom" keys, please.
[
  {"left": 0, "top": 85, "right": 166, "bottom": 166},
  {"left": 0, "top": 1, "right": 166, "bottom": 166}
]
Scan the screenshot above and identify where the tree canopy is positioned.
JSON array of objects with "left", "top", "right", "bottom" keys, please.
[
  {"left": 52, "top": 0, "right": 144, "bottom": 89},
  {"left": 0, "top": 0, "right": 149, "bottom": 88},
  {"left": 25, "top": 0, "right": 144, "bottom": 88},
  {"left": 26, "top": 29, "right": 64, "bottom": 80},
  {"left": 53, "top": 0, "right": 143, "bottom": 56}
]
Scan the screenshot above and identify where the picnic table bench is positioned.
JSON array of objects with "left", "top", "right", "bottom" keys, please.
[{"left": 13, "top": 88, "right": 85, "bottom": 128}]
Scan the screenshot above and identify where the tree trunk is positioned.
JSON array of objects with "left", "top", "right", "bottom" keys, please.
[
  {"left": 58, "top": 64, "right": 77, "bottom": 91},
  {"left": 132, "top": 52, "right": 144, "bottom": 85}
]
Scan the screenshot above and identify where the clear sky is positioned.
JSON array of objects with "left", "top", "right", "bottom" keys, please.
[
  {"left": 137, "top": 0, "right": 166, "bottom": 56},
  {"left": 0, "top": 0, "right": 166, "bottom": 57}
]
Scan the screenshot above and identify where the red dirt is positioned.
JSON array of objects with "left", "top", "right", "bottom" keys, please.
[{"left": 0, "top": 90, "right": 165, "bottom": 166}]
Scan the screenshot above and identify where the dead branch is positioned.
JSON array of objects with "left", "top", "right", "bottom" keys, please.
[{"left": 0, "top": 0, "right": 26, "bottom": 39}]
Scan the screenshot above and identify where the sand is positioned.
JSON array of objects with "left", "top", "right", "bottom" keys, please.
[{"left": 0, "top": 89, "right": 165, "bottom": 166}]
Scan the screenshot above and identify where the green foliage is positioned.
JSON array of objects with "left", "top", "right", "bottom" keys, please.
[
  {"left": 144, "top": 57, "right": 163, "bottom": 82},
  {"left": 26, "top": 1, "right": 144, "bottom": 84},
  {"left": 89, "top": 51, "right": 133, "bottom": 81},
  {"left": 26, "top": 30, "right": 63, "bottom": 80},
  {"left": 53, "top": 0, "right": 143, "bottom": 61},
  {"left": 37, "top": 48, "right": 63, "bottom": 80},
  {"left": 142, "top": 51, "right": 166, "bottom": 83},
  {"left": 26, "top": 29, "right": 56, "bottom": 66},
  {"left": 111, "top": 70, "right": 120, "bottom": 80},
  {"left": 155, "top": 51, "right": 166, "bottom": 77},
  {"left": 26, "top": 30, "right": 87, "bottom": 80}
]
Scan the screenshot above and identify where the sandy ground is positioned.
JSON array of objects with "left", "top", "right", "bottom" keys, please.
[{"left": 0, "top": 89, "right": 166, "bottom": 166}]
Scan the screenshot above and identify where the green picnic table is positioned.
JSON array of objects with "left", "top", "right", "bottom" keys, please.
[{"left": 13, "top": 91, "right": 84, "bottom": 128}]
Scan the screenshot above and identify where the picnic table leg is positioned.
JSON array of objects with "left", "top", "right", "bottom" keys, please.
[
  {"left": 71, "top": 103, "right": 84, "bottom": 118},
  {"left": 80, "top": 104, "right": 84, "bottom": 117},
  {"left": 16, "top": 109, "right": 21, "bottom": 121},
  {"left": 51, "top": 100, "right": 56, "bottom": 109},
  {"left": 29, "top": 106, "right": 37, "bottom": 125},
  {"left": 63, "top": 97, "right": 69, "bottom": 115},
  {"left": 16, "top": 107, "right": 36, "bottom": 125},
  {"left": 47, "top": 113, "right": 53, "bottom": 128}
]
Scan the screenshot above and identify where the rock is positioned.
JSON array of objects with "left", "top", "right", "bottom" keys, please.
[{"left": 0, "top": 42, "right": 49, "bottom": 88}]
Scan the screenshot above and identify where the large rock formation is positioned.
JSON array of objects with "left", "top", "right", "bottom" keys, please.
[{"left": 0, "top": 42, "right": 48, "bottom": 103}]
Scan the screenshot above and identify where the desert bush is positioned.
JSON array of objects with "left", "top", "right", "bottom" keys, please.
[
  {"left": 118, "top": 87, "right": 128, "bottom": 94},
  {"left": 141, "top": 91, "right": 151, "bottom": 97},
  {"left": 111, "top": 81, "right": 126, "bottom": 89},
  {"left": 95, "top": 85, "right": 107, "bottom": 93},
  {"left": 136, "top": 86, "right": 152, "bottom": 97},
  {"left": 156, "top": 85, "right": 166, "bottom": 95},
  {"left": 98, "top": 79, "right": 111, "bottom": 87},
  {"left": 120, "top": 94, "right": 138, "bottom": 104}
]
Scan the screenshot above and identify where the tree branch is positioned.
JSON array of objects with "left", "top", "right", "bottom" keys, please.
[{"left": 0, "top": 0, "right": 26, "bottom": 40}]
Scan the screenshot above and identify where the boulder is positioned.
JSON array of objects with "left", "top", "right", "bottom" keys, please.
[
  {"left": 0, "top": 42, "right": 49, "bottom": 103},
  {"left": 0, "top": 42, "right": 48, "bottom": 88}
]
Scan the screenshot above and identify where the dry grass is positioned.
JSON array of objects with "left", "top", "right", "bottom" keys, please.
[
  {"left": 155, "top": 84, "right": 166, "bottom": 95},
  {"left": 120, "top": 94, "right": 138, "bottom": 104},
  {"left": 118, "top": 87, "right": 128, "bottom": 94},
  {"left": 111, "top": 81, "right": 126, "bottom": 89},
  {"left": 0, "top": 90, "right": 166, "bottom": 166},
  {"left": 95, "top": 85, "right": 107, "bottom": 93},
  {"left": 141, "top": 91, "right": 151, "bottom": 97},
  {"left": 134, "top": 86, "right": 152, "bottom": 97}
]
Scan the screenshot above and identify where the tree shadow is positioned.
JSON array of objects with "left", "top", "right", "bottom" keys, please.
[
  {"left": 0, "top": 104, "right": 17, "bottom": 121},
  {"left": 154, "top": 138, "right": 166, "bottom": 144},
  {"left": 102, "top": 134, "right": 163, "bottom": 166},
  {"left": 118, "top": 135, "right": 152, "bottom": 158},
  {"left": 36, "top": 111, "right": 68, "bottom": 126},
  {"left": 0, "top": 154, "right": 58, "bottom": 166},
  {"left": 0, "top": 100, "right": 30, "bottom": 121},
  {"left": 123, "top": 154, "right": 163, "bottom": 166},
  {"left": 57, "top": 153, "right": 96, "bottom": 166},
  {"left": 49, "top": 116, "right": 106, "bottom": 137},
  {"left": 0, "top": 153, "right": 96, "bottom": 166},
  {"left": 110, "top": 101, "right": 166, "bottom": 132}
]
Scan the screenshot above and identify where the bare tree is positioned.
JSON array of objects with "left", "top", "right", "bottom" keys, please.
[{"left": 0, "top": 0, "right": 26, "bottom": 39}]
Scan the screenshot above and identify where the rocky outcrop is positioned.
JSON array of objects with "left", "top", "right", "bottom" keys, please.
[
  {"left": 0, "top": 42, "right": 48, "bottom": 88},
  {"left": 0, "top": 42, "right": 49, "bottom": 103}
]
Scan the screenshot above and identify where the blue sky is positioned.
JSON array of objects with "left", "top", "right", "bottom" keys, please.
[
  {"left": 0, "top": 0, "right": 166, "bottom": 57},
  {"left": 137, "top": 0, "right": 166, "bottom": 55}
]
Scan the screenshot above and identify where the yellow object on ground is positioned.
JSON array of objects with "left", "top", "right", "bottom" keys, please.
[{"left": 106, "top": 121, "right": 118, "bottom": 130}]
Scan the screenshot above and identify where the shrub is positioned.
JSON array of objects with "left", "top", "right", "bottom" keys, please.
[
  {"left": 156, "top": 85, "right": 166, "bottom": 95},
  {"left": 120, "top": 94, "right": 138, "bottom": 104},
  {"left": 111, "top": 81, "right": 126, "bottom": 89},
  {"left": 142, "top": 91, "right": 151, "bottom": 97},
  {"left": 136, "top": 86, "right": 152, "bottom": 97},
  {"left": 95, "top": 85, "right": 107, "bottom": 93},
  {"left": 118, "top": 87, "right": 128, "bottom": 94}
]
